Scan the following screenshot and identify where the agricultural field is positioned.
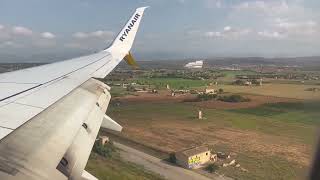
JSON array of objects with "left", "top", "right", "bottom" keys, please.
[
  {"left": 106, "top": 69, "right": 320, "bottom": 100},
  {"left": 101, "top": 67, "right": 320, "bottom": 179},
  {"left": 104, "top": 70, "right": 320, "bottom": 180},
  {"left": 108, "top": 98, "right": 319, "bottom": 180},
  {"left": 213, "top": 84, "right": 320, "bottom": 100}
]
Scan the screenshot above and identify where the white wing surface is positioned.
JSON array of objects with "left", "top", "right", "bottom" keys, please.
[{"left": 0, "top": 7, "right": 148, "bottom": 180}]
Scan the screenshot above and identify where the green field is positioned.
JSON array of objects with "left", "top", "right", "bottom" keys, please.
[
  {"left": 112, "top": 76, "right": 320, "bottom": 99},
  {"left": 108, "top": 100, "right": 319, "bottom": 180},
  {"left": 216, "top": 150, "right": 305, "bottom": 180},
  {"left": 212, "top": 84, "right": 320, "bottom": 100},
  {"left": 132, "top": 78, "right": 211, "bottom": 89},
  {"left": 86, "top": 153, "right": 165, "bottom": 180},
  {"left": 103, "top": 74, "right": 320, "bottom": 179},
  {"left": 110, "top": 101, "right": 320, "bottom": 143},
  {"left": 218, "top": 70, "right": 258, "bottom": 82}
]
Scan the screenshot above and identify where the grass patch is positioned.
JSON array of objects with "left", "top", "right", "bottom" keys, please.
[
  {"left": 218, "top": 152, "right": 305, "bottom": 180},
  {"left": 86, "top": 153, "right": 165, "bottom": 180},
  {"left": 215, "top": 84, "right": 320, "bottom": 100},
  {"left": 110, "top": 86, "right": 131, "bottom": 97},
  {"left": 230, "top": 101, "right": 320, "bottom": 125},
  {"left": 132, "top": 78, "right": 210, "bottom": 89},
  {"left": 107, "top": 100, "right": 316, "bottom": 179},
  {"left": 211, "top": 144, "right": 305, "bottom": 180},
  {"left": 109, "top": 101, "right": 318, "bottom": 143}
]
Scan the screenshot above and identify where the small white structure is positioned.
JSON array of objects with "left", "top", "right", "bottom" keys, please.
[
  {"left": 98, "top": 136, "right": 109, "bottom": 146},
  {"left": 205, "top": 88, "right": 216, "bottom": 94},
  {"left": 244, "top": 81, "right": 252, "bottom": 86},
  {"left": 185, "top": 60, "right": 203, "bottom": 69},
  {"left": 198, "top": 110, "right": 203, "bottom": 120},
  {"left": 210, "top": 154, "right": 218, "bottom": 162}
]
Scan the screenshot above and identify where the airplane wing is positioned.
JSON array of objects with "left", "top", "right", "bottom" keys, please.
[{"left": 0, "top": 7, "right": 148, "bottom": 180}]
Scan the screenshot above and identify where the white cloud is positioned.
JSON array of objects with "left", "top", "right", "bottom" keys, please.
[
  {"left": 205, "top": 31, "right": 222, "bottom": 37},
  {"left": 275, "top": 19, "right": 318, "bottom": 36},
  {"left": 73, "top": 30, "right": 114, "bottom": 39},
  {"left": 0, "top": 25, "right": 4, "bottom": 30},
  {"left": 90, "top": 30, "right": 114, "bottom": 38},
  {"left": 205, "top": 26, "right": 252, "bottom": 39},
  {"left": 258, "top": 31, "right": 285, "bottom": 39},
  {"left": 12, "top": 26, "right": 33, "bottom": 36},
  {"left": 0, "top": 41, "right": 22, "bottom": 48},
  {"left": 224, "top": 26, "right": 231, "bottom": 31},
  {"left": 41, "top": 32, "right": 56, "bottom": 39},
  {"left": 2, "top": 41, "right": 14, "bottom": 46},
  {"left": 204, "top": 0, "right": 223, "bottom": 8},
  {"left": 233, "top": 0, "right": 290, "bottom": 15},
  {"left": 73, "top": 32, "right": 89, "bottom": 39},
  {"left": 256, "top": 18, "right": 319, "bottom": 39}
]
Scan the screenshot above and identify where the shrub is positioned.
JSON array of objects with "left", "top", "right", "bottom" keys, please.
[
  {"left": 206, "top": 163, "right": 219, "bottom": 173},
  {"left": 93, "top": 141, "right": 117, "bottom": 158},
  {"left": 251, "top": 79, "right": 260, "bottom": 85},
  {"left": 218, "top": 95, "right": 250, "bottom": 103},
  {"left": 197, "top": 94, "right": 217, "bottom": 101},
  {"left": 169, "top": 153, "right": 176, "bottom": 164},
  {"left": 126, "top": 85, "right": 135, "bottom": 92},
  {"left": 233, "top": 80, "right": 245, "bottom": 85}
]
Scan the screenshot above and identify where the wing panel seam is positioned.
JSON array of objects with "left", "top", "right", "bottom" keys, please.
[
  {"left": 0, "top": 54, "right": 111, "bottom": 102},
  {"left": 0, "top": 126, "right": 14, "bottom": 130}
]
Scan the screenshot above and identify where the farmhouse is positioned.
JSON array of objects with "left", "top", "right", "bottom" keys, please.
[
  {"left": 205, "top": 88, "right": 216, "bottom": 94},
  {"left": 176, "top": 146, "right": 211, "bottom": 169},
  {"left": 244, "top": 81, "right": 252, "bottom": 86}
]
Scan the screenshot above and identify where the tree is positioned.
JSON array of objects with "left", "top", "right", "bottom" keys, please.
[
  {"left": 126, "top": 85, "right": 135, "bottom": 92},
  {"left": 233, "top": 79, "right": 245, "bottom": 85},
  {"left": 218, "top": 88, "right": 224, "bottom": 94},
  {"left": 169, "top": 153, "right": 176, "bottom": 164},
  {"left": 92, "top": 141, "right": 117, "bottom": 158},
  {"left": 206, "top": 163, "right": 219, "bottom": 173}
]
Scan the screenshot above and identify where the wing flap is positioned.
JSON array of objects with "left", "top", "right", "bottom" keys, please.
[
  {"left": 0, "top": 128, "right": 12, "bottom": 140},
  {"left": 102, "top": 115, "right": 122, "bottom": 132},
  {"left": 0, "top": 79, "right": 107, "bottom": 180},
  {"left": 81, "top": 170, "right": 98, "bottom": 180}
]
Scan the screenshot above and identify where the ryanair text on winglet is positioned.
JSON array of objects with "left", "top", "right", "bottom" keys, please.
[{"left": 119, "top": 13, "right": 141, "bottom": 42}]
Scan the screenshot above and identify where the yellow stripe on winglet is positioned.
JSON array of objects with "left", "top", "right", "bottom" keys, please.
[{"left": 124, "top": 52, "right": 138, "bottom": 68}]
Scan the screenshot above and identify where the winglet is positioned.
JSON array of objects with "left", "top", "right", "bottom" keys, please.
[
  {"left": 106, "top": 7, "right": 148, "bottom": 59},
  {"left": 124, "top": 52, "right": 138, "bottom": 68}
]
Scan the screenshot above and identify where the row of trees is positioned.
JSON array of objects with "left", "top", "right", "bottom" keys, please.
[{"left": 196, "top": 94, "right": 250, "bottom": 103}]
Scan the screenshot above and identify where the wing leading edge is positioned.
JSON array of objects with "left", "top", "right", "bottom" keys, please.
[{"left": 0, "top": 7, "right": 148, "bottom": 180}]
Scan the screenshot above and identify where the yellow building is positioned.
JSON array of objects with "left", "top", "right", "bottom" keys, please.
[{"left": 175, "top": 146, "right": 211, "bottom": 169}]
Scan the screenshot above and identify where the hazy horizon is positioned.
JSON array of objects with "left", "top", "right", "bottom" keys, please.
[{"left": 1, "top": 0, "right": 320, "bottom": 62}]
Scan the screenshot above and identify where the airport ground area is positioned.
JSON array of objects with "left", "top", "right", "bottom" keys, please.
[{"left": 96, "top": 59, "right": 320, "bottom": 180}]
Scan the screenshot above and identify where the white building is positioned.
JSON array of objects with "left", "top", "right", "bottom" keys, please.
[{"left": 185, "top": 60, "right": 203, "bottom": 69}]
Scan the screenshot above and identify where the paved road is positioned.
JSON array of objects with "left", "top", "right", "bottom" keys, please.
[{"left": 114, "top": 142, "right": 230, "bottom": 180}]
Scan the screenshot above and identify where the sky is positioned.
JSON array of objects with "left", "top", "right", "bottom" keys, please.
[{"left": 0, "top": 0, "right": 320, "bottom": 62}]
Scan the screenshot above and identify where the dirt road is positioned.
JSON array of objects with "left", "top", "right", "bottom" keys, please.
[{"left": 114, "top": 142, "right": 231, "bottom": 180}]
